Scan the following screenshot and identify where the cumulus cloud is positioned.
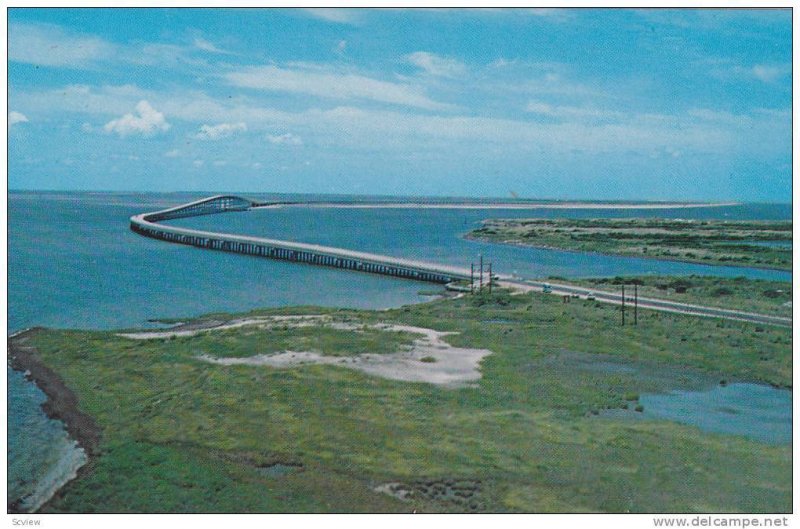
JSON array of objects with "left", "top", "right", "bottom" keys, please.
[
  {"left": 195, "top": 122, "right": 247, "bottom": 140},
  {"left": 406, "top": 51, "right": 466, "bottom": 77},
  {"left": 164, "top": 149, "right": 180, "bottom": 157},
  {"left": 9, "top": 111, "right": 29, "bottom": 127},
  {"left": 15, "top": 83, "right": 788, "bottom": 160},
  {"left": 266, "top": 133, "right": 302, "bottom": 146},
  {"left": 104, "top": 100, "right": 170, "bottom": 137}
]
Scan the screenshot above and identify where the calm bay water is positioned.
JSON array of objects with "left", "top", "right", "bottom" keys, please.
[{"left": 6, "top": 191, "right": 792, "bottom": 508}]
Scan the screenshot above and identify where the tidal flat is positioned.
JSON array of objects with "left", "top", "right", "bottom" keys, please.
[{"left": 12, "top": 288, "right": 791, "bottom": 513}]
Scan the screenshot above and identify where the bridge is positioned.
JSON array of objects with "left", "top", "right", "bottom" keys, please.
[{"left": 130, "top": 195, "right": 477, "bottom": 284}]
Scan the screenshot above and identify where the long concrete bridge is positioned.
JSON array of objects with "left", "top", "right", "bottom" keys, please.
[
  {"left": 130, "top": 195, "right": 478, "bottom": 284},
  {"left": 130, "top": 194, "right": 792, "bottom": 327}
]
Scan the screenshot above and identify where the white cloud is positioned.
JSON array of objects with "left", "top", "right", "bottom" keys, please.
[
  {"left": 15, "top": 83, "right": 788, "bottom": 160},
  {"left": 525, "top": 8, "right": 573, "bottom": 21},
  {"left": 193, "top": 38, "right": 227, "bottom": 54},
  {"left": 225, "top": 65, "right": 453, "bottom": 111},
  {"left": 303, "top": 8, "right": 360, "bottom": 24},
  {"left": 334, "top": 40, "right": 347, "bottom": 55},
  {"left": 164, "top": 149, "right": 180, "bottom": 157},
  {"left": 750, "top": 64, "right": 789, "bottom": 83},
  {"left": 213, "top": 160, "right": 228, "bottom": 167},
  {"left": 491, "top": 58, "right": 515, "bottom": 68},
  {"left": 9, "top": 23, "right": 115, "bottom": 68},
  {"left": 266, "top": 133, "right": 303, "bottom": 146},
  {"left": 195, "top": 122, "right": 247, "bottom": 140},
  {"left": 103, "top": 100, "right": 171, "bottom": 137},
  {"left": 687, "top": 108, "right": 748, "bottom": 125},
  {"left": 525, "top": 100, "right": 623, "bottom": 121},
  {"left": 9, "top": 111, "right": 28, "bottom": 127},
  {"left": 712, "top": 63, "right": 791, "bottom": 84},
  {"left": 193, "top": 160, "right": 204, "bottom": 168},
  {"left": 406, "top": 51, "right": 466, "bottom": 77}
]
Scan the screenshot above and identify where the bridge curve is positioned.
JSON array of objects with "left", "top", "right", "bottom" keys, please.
[{"left": 130, "top": 195, "right": 476, "bottom": 284}]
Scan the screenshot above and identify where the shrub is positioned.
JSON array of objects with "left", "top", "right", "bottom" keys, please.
[{"left": 668, "top": 279, "right": 694, "bottom": 290}]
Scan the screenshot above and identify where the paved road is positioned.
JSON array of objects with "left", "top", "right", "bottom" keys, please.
[
  {"left": 136, "top": 195, "right": 790, "bottom": 328},
  {"left": 499, "top": 279, "right": 792, "bottom": 328}
]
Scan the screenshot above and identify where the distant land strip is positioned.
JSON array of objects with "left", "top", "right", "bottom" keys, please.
[{"left": 259, "top": 201, "right": 741, "bottom": 210}]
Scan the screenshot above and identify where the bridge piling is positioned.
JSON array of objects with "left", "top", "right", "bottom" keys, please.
[{"left": 130, "top": 195, "right": 473, "bottom": 285}]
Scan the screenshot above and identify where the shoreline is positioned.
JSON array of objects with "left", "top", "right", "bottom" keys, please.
[
  {"left": 462, "top": 234, "right": 793, "bottom": 274},
  {"left": 7, "top": 328, "right": 101, "bottom": 513},
  {"left": 269, "top": 201, "right": 742, "bottom": 210}
]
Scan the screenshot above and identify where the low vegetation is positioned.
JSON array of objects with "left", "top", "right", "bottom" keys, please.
[
  {"left": 165, "top": 325, "right": 421, "bottom": 358},
  {"left": 26, "top": 282, "right": 791, "bottom": 513},
  {"left": 469, "top": 218, "right": 792, "bottom": 270},
  {"left": 556, "top": 275, "right": 792, "bottom": 317}
]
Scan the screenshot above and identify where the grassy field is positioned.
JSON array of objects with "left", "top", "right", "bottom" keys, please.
[
  {"left": 547, "top": 275, "right": 792, "bottom": 318},
  {"left": 468, "top": 218, "right": 792, "bottom": 270},
  {"left": 26, "top": 286, "right": 791, "bottom": 513}
]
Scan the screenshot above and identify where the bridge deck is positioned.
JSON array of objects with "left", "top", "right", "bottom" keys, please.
[{"left": 130, "top": 196, "right": 476, "bottom": 284}]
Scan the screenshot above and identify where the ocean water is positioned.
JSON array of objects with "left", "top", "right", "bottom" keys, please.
[{"left": 6, "top": 191, "right": 793, "bottom": 509}]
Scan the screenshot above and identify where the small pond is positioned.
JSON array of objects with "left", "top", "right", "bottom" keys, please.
[{"left": 632, "top": 383, "right": 791, "bottom": 445}]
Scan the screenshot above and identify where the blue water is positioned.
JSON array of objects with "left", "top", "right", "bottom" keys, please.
[
  {"left": 639, "top": 383, "right": 792, "bottom": 445},
  {"left": 7, "top": 366, "right": 87, "bottom": 511},
  {"left": 6, "top": 191, "right": 793, "bottom": 509},
  {"left": 172, "top": 205, "right": 792, "bottom": 283}
]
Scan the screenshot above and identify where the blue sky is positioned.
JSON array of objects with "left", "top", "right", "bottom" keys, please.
[{"left": 7, "top": 8, "right": 792, "bottom": 201}]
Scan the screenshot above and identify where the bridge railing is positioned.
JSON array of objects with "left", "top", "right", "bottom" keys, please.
[
  {"left": 145, "top": 195, "right": 254, "bottom": 222},
  {"left": 131, "top": 194, "right": 475, "bottom": 284}
]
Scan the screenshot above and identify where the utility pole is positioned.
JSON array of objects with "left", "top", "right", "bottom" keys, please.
[
  {"left": 634, "top": 283, "right": 638, "bottom": 325},
  {"left": 621, "top": 284, "right": 626, "bottom": 326},
  {"left": 479, "top": 254, "right": 484, "bottom": 294},
  {"left": 488, "top": 262, "right": 492, "bottom": 294},
  {"left": 470, "top": 263, "right": 474, "bottom": 294}
]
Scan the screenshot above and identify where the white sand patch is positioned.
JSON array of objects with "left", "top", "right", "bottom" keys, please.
[{"left": 196, "top": 323, "right": 492, "bottom": 388}]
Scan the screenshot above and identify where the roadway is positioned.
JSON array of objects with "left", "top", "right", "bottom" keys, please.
[
  {"left": 132, "top": 195, "right": 791, "bottom": 328},
  {"left": 499, "top": 279, "right": 792, "bottom": 328}
]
